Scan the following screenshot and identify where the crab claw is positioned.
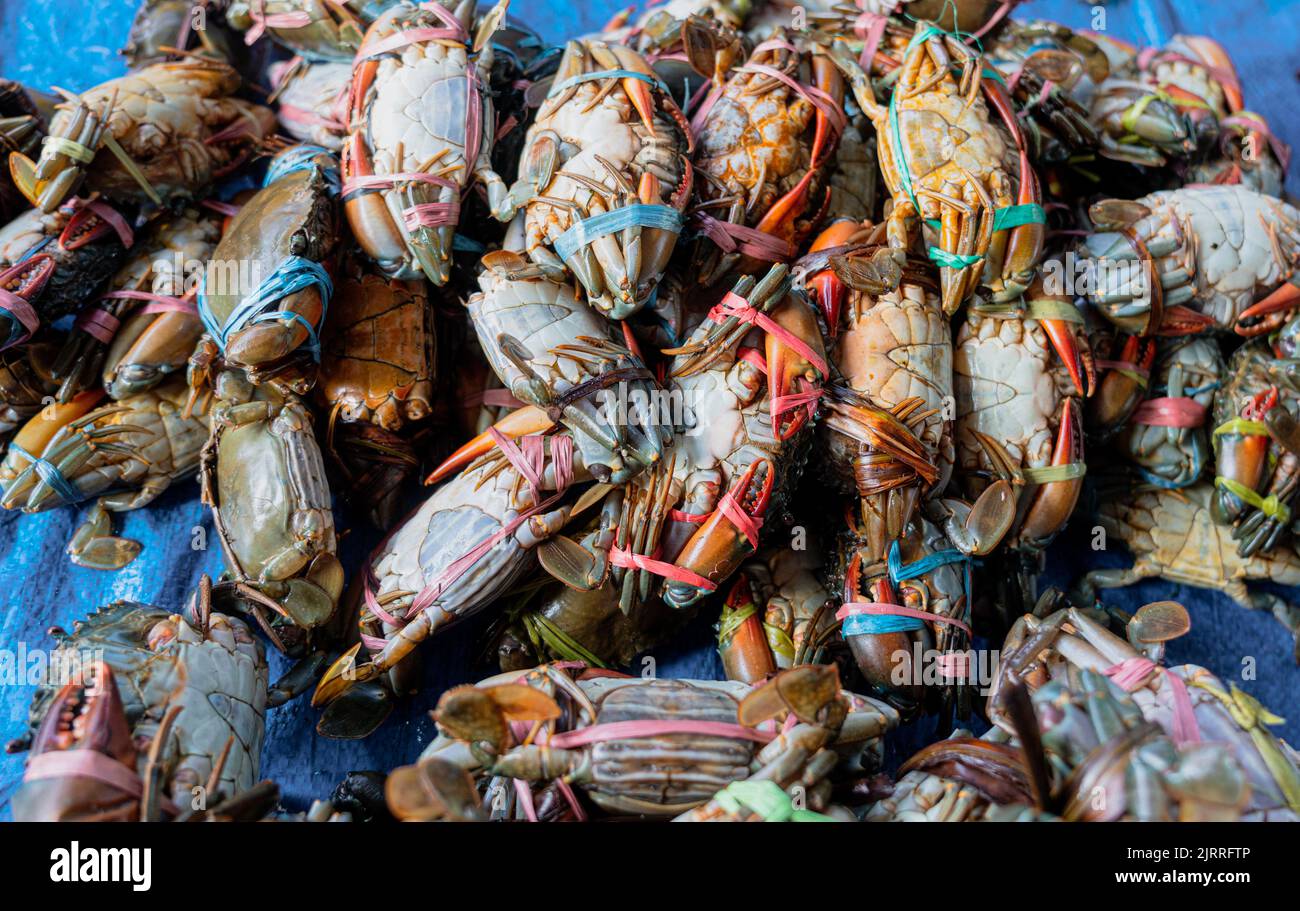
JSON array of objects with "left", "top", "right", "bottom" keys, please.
[
  {"left": 737, "top": 664, "right": 842, "bottom": 728},
  {"left": 764, "top": 293, "right": 827, "bottom": 441},
  {"left": 425, "top": 404, "right": 555, "bottom": 485},
  {"left": 1210, "top": 390, "right": 1273, "bottom": 525},
  {"left": 717, "top": 574, "right": 778, "bottom": 684},
  {"left": 386, "top": 757, "right": 487, "bottom": 822},
  {"left": 311, "top": 642, "right": 382, "bottom": 708},
  {"left": 8, "top": 150, "right": 83, "bottom": 212},
  {"left": 1235, "top": 281, "right": 1300, "bottom": 338},
  {"left": 663, "top": 459, "right": 773, "bottom": 609},
  {"left": 13, "top": 663, "right": 141, "bottom": 822},
  {"left": 1039, "top": 312, "right": 1089, "bottom": 397},
  {"left": 0, "top": 252, "right": 55, "bottom": 350},
  {"left": 1087, "top": 335, "right": 1155, "bottom": 438},
  {"left": 58, "top": 203, "right": 117, "bottom": 251},
  {"left": 1018, "top": 397, "right": 1084, "bottom": 549},
  {"left": 805, "top": 219, "right": 861, "bottom": 335},
  {"left": 433, "top": 682, "right": 561, "bottom": 752}
]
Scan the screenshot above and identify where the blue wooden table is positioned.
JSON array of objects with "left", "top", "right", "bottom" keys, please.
[{"left": 1, "top": 0, "right": 1298, "bottom": 816}]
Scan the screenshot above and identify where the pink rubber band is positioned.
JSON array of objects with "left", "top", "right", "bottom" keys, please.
[
  {"left": 514, "top": 779, "right": 538, "bottom": 822},
  {"left": 463, "top": 387, "right": 526, "bottom": 408},
  {"left": 245, "top": 0, "right": 312, "bottom": 44},
  {"left": 668, "top": 509, "right": 707, "bottom": 524},
  {"left": 736, "top": 345, "right": 768, "bottom": 374},
  {"left": 694, "top": 213, "right": 795, "bottom": 263},
  {"left": 74, "top": 306, "right": 121, "bottom": 344},
  {"left": 23, "top": 749, "right": 180, "bottom": 816},
  {"left": 609, "top": 545, "right": 718, "bottom": 591},
  {"left": 708, "top": 291, "right": 828, "bottom": 377},
  {"left": 738, "top": 62, "right": 846, "bottom": 152},
  {"left": 1103, "top": 657, "right": 1201, "bottom": 747},
  {"left": 1130, "top": 396, "right": 1207, "bottom": 428},
  {"left": 547, "top": 719, "right": 775, "bottom": 749},
  {"left": 853, "top": 7, "right": 888, "bottom": 70},
  {"left": 74, "top": 199, "right": 134, "bottom": 248},
  {"left": 715, "top": 487, "right": 761, "bottom": 549},
  {"left": 201, "top": 199, "right": 242, "bottom": 217},
  {"left": 278, "top": 103, "right": 346, "bottom": 132},
  {"left": 836, "top": 602, "right": 973, "bottom": 636},
  {"left": 0, "top": 288, "right": 38, "bottom": 349}
]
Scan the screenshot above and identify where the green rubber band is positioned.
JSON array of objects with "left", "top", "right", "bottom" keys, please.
[
  {"left": 717, "top": 602, "right": 756, "bottom": 644},
  {"left": 992, "top": 203, "right": 1046, "bottom": 230},
  {"left": 522, "top": 612, "right": 607, "bottom": 669},
  {"left": 1213, "top": 418, "right": 1269, "bottom": 438},
  {"left": 766, "top": 624, "right": 796, "bottom": 662},
  {"left": 1025, "top": 298, "right": 1084, "bottom": 323},
  {"left": 1023, "top": 462, "right": 1086, "bottom": 484},
  {"left": 713, "top": 780, "right": 836, "bottom": 822},
  {"left": 1214, "top": 476, "right": 1293, "bottom": 523}
]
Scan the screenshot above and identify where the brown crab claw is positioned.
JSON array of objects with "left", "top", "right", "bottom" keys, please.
[
  {"left": 1235, "top": 282, "right": 1300, "bottom": 337},
  {"left": 342, "top": 134, "right": 411, "bottom": 279},
  {"left": 1210, "top": 392, "right": 1272, "bottom": 524},
  {"left": 223, "top": 285, "right": 323, "bottom": 368},
  {"left": 1018, "top": 397, "right": 1084, "bottom": 548},
  {"left": 14, "top": 663, "right": 142, "bottom": 822},
  {"left": 386, "top": 757, "right": 487, "bottom": 822},
  {"left": 311, "top": 643, "right": 379, "bottom": 708},
  {"left": 433, "top": 682, "right": 561, "bottom": 751},
  {"left": 717, "top": 574, "right": 778, "bottom": 685},
  {"left": 424, "top": 405, "right": 555, "bottom": 485},
  {"left": 737, "top": 664, "right": 842, "bottom": 728},
  {"left": 1000, "top": 152, "right": 1045, "bottom": 296},
  {"left": 1087, "top": 335, "right": 1155, "bottom": 436},
  {"left": 663, "top": 459, "right": 773, "bottom": 609}
]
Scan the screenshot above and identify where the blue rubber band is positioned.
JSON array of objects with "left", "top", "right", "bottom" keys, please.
[
  {"left": 264, "top": 145, "right": 341, "bottom": 195},
  {"left": 8, "top": 442, "right": 84, "bottom": 505},
  {"left": 888, "top": 540, "right": 970, "bottom": 584},
  {"left": 198, "top": 256, "right": 333, "bottom": 361},
  {"left": 553, "top": 204, "right": 684, "bottom": 263},
  {"left": 547, "top": 68, "right": 671, "bottom": 99},
  {"left": 842, "top": 612, "right": 925, "bottom": 636}
]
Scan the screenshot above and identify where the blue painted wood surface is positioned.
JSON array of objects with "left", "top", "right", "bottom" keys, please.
[{"left": 1, "top": 0, "right": 1298, "bottom": 816}]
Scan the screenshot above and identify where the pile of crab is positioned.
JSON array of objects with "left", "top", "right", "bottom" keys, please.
[{"left": 2, "top": 0, "right": 1299, "bottom": 822}]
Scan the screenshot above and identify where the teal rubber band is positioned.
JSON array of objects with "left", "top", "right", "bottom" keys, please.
[
  {"left": 553, "top": 204, "right": 683, "bottom": 262},
  {"left": 547, "top": 68, "right": 670, "bottom": 100},
  {"left": 992, "top": 203, "right": 1046, "bottom": 230},
  {"left": 928, "top": 246, "right": 983, "bottom": 269},
  {"left": 842, "top": 612, "right": 925, "bottom": 636}
]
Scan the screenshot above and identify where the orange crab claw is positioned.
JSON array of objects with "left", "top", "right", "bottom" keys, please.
[
  {"left": 1088, "top": 335, "right": 1155, "bottom": 436},
  {"left": 623, "top": 75, "right": 656, "bottom": 134},
  {"left": 1039, "top": 314, "right": 1088, "bottom": 397},
  {"left": 764, "top": 294, "right": 827, "bottom": 441},
  {"left": 58, "top": 205, "right": 116, "bottom": 251},
  {"left": 10, "top": 388, "right": 104, "bottom": 458},
  {"left": 1018, "top": 397, "right": 1084, "bottom": 548},
  {"left": 752, "top": 166, "right": 816, "bottom": 256},
  {"left": 1211, "top": 389, "right": 1274, "bottom": 524},
  {"left": 806, "top": 220, "right": 861, "bottom": 335},
  {"left": 717, "top": 574, "right": 778, "bottom": 684},
  {"left": 423, "top": 404, "right": 555, "bottom": 485},
  {"left": 809, "top": 53, "right": 845, "bottom": 167},
  {"left": 1235, "top": 282, "right": 1300, "bottom": 337},
  {"left": 663, "top": 459, "right": 774, "bottom": 609}
]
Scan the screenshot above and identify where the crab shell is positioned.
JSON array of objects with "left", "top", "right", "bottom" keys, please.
[
  {"left": 1082, "top": 186, "right": 1300, "bottom": 336},
  {"left": 343, "top": 0, "right": 505, "bottom": 284},
  {"left": 1116, "top": 336, "right": 1221, "bottom": 490},
  {"left": 200, "top": 146, "right": 338, "bottom": 373},
  {"left": 12, "top": 600, "right": 268, "bottom": 819},
  {"left": 205, "top": 383, "right": 343, "bottom": 641},
  {"left": 9, "top": 59, "right": 275, "bottom": 212},
  {"left": 513, "top": 38, "right": 693, "bottom": 317},
  {"left": 98, "top": 208, "right": 222, "bottom": 399},
  {"left": 316, "top": 259, "right": 435, "bottom": 431},
  {"left": 269, "top": 59, "right": 351, "bottom": 150}
]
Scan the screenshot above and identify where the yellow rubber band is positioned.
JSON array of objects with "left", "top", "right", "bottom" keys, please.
[{"left": 42, "top": 135, "right": 94, "bottom": 163}]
